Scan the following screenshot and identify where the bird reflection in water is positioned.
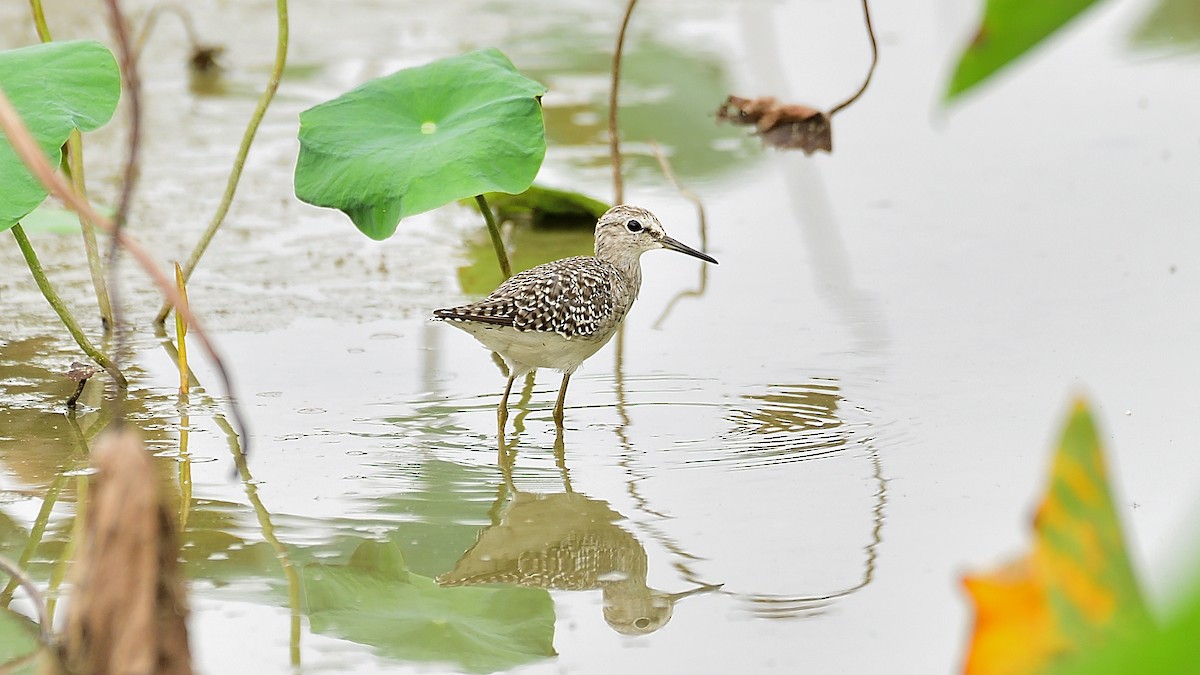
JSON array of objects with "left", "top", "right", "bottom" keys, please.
[{"left": 436, "top": 435, "right": 720, "bottom": 635}]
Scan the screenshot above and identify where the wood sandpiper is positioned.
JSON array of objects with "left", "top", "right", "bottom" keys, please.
[{"left": 434, "top": 205, "right": 717, "bottom": 427}]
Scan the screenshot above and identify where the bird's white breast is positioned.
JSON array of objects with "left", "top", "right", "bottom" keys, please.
[{"left": 451, "top": 322, "right": 616, "bottom": 375}]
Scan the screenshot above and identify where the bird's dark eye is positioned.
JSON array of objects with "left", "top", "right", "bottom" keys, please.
[{"left": 625, "top": 219, "right": 643, "bottom": 233}]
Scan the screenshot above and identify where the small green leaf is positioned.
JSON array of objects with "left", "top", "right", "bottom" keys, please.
[
  {"left": 295, "top": 49, "right": 548, "bottom": 240},
  {"left": 0, "top": 41, "right": 121, "bottom": 233},
  {"left": 945, "top": 0, "right": 1108, "bottom": 101},
  {"left": 474, "top": 185, "right": 610, "bottom": 226}
]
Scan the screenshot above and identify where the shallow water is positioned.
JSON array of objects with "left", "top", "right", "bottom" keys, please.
[{"left": 2, "top": 0, "right": 1200, "bottom": 672}]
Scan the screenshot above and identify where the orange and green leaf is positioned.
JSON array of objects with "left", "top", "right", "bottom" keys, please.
[{"left": 962, "top": 400, "right": 1152, "bottom": 675}]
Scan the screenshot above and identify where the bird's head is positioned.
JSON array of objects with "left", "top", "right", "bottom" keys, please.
[{"left": 595, "top": 205, "right": 718, "bottom": 265}]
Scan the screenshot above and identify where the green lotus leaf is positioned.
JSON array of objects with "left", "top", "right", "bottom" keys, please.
[
  {"left": 295, "top": 49, "right": 548, "bottom": 240},
  {"left": 302, "top": 539, "right": 556, "bottom": 673},
  {"left": 0, "top": 40, "right": 121, "bottom": 233}
]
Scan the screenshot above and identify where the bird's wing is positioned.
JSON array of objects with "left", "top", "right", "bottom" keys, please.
[{"left": 434, "top": 257, "right": 621, "bottom": 337}]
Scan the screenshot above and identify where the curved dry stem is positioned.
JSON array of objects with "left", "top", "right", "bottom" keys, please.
[
  {"left": 608, "top": 0, "right": 639, "bottom": 204},
  {"left": 133, "top": 3, "right": 205, "bottom": 60},
  {"left": 99, "top": 0, "right": 143, "bottom": 391},
  {"left": 155, "top": 0, "right": 289, "bottom": 325},
  {"left": 103, "top": 0, "right": 143, "bottom": 254},
  {"left": 0, "top": 556, "right": 51, "bottom": 646},
  {"left": 0, "top": 86, "right": 252, "bottom": 453},
  {"left": 648, "top": 141, "right": 710, "bottom": 329},
  {"left": 828, "top": 0, "right": 878, "bottom": 117},
  {"left": 648, "top": 141, "right": 707, "bottom": 250}
]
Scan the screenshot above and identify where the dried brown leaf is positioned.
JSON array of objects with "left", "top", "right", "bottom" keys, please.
[
  {"left": 188, "top": 46, "right": 224, "bottom": 75},
  {"left": 64, "top": 362, "right": 102, "bottom": 383},
  {"left": 716, "top": 95, "right": 833, "bottom": 155}
]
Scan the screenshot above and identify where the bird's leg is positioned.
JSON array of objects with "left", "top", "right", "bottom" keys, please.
[
  {"left": 553, "top": 373, "right": 571, "bottom": 427},
  {"left": 554, "top": 428, "right": 573, "bottom": 493},
  {"left": 498, "top": 373, "right": 516, "bottom": 431}
]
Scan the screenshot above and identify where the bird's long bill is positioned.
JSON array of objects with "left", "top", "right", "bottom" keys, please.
[
  {"left": 660, "top": 236, "right": 718, "bottom": 264},
  {"left": 667, "top": 583, "right": 724, "bottom": 603}
]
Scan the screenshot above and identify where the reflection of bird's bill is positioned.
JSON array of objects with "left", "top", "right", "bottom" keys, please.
[
  {"left": 661, "top": 236, "right": 718, "bottom": 264},
  {"left": 667, "top": 582, "right": 724, "bottom": 603}
]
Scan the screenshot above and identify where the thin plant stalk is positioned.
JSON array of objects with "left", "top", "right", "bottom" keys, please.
[
  {"left": 47, "top": 476, "right": 89, "bottom": 626},
  {"left": 10, "top": 224, "right": 127, "bottom": 387},
  {"left": 648, "top": 141, "right": 710, "bottom": 328},
  {"left": 649, "top": 141, "right": 707, "bottom": 251},
  {"left": 828, "top": 0, "right": 878, "bottom": 117},
  {"left": 99, "top": 0, "right": 142, "bottom": 394},
  {"left": 475, "top": 194, "right": 511, "bottom": 279},
  {"left": 29, "top": 0, "right": 115, "bottom": 331},
  {"left": 176, "top": 263, "right": 193, "bottom": 532},
  {"left": 0, "top": 474, "right": 64, "bottom": 607},
  {"left": 608, "top": 0, "right": 639, "bottom": 205},
  {"left": 154, "top": 318, "right": 298, "bottom": 663},
  {"left": 67, "top": 133, "right": 115, "bottom": 331},
  {"left": 47, "top": 413, "right": 92, "bottom": 627},
  {"left": 46, "top": 508, "right": 80, "bottom": 626},
  {"left": 27, "top": 0, "right": 51, "bottom": 42},
  {"left": 227, "top": 423, "right": 302, "bottom": 667},
  {"left": 179, "top": 417, "right": 193, "bottom": 532},
  {"left": 607, "top": 0, "right": 640, "bottom": 411},
  {"left": 155, "top": 0, "right": 290, "bottom": 325},
  {"left": 174, "top": 262, "right": 190, "bottom": 395},
  {"left": 103, "top": 0, "right": 141, "bottom": 252}
]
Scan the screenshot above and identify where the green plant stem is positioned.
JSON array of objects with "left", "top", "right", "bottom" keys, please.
[
  {"left": 28, "top": 0, "right": 51, "bottom": 41},
  {"left": 475, "top": 194, "right": 511, "bottom": 279},
  {"left": 67, "top": 132, "right": 115, "bottom": 332},
  {"left": 155, "top": 0, "right": 289, "bottom": 325},
  {"left": 10, "top": 224, "right": 127, "bottom": 388}
]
